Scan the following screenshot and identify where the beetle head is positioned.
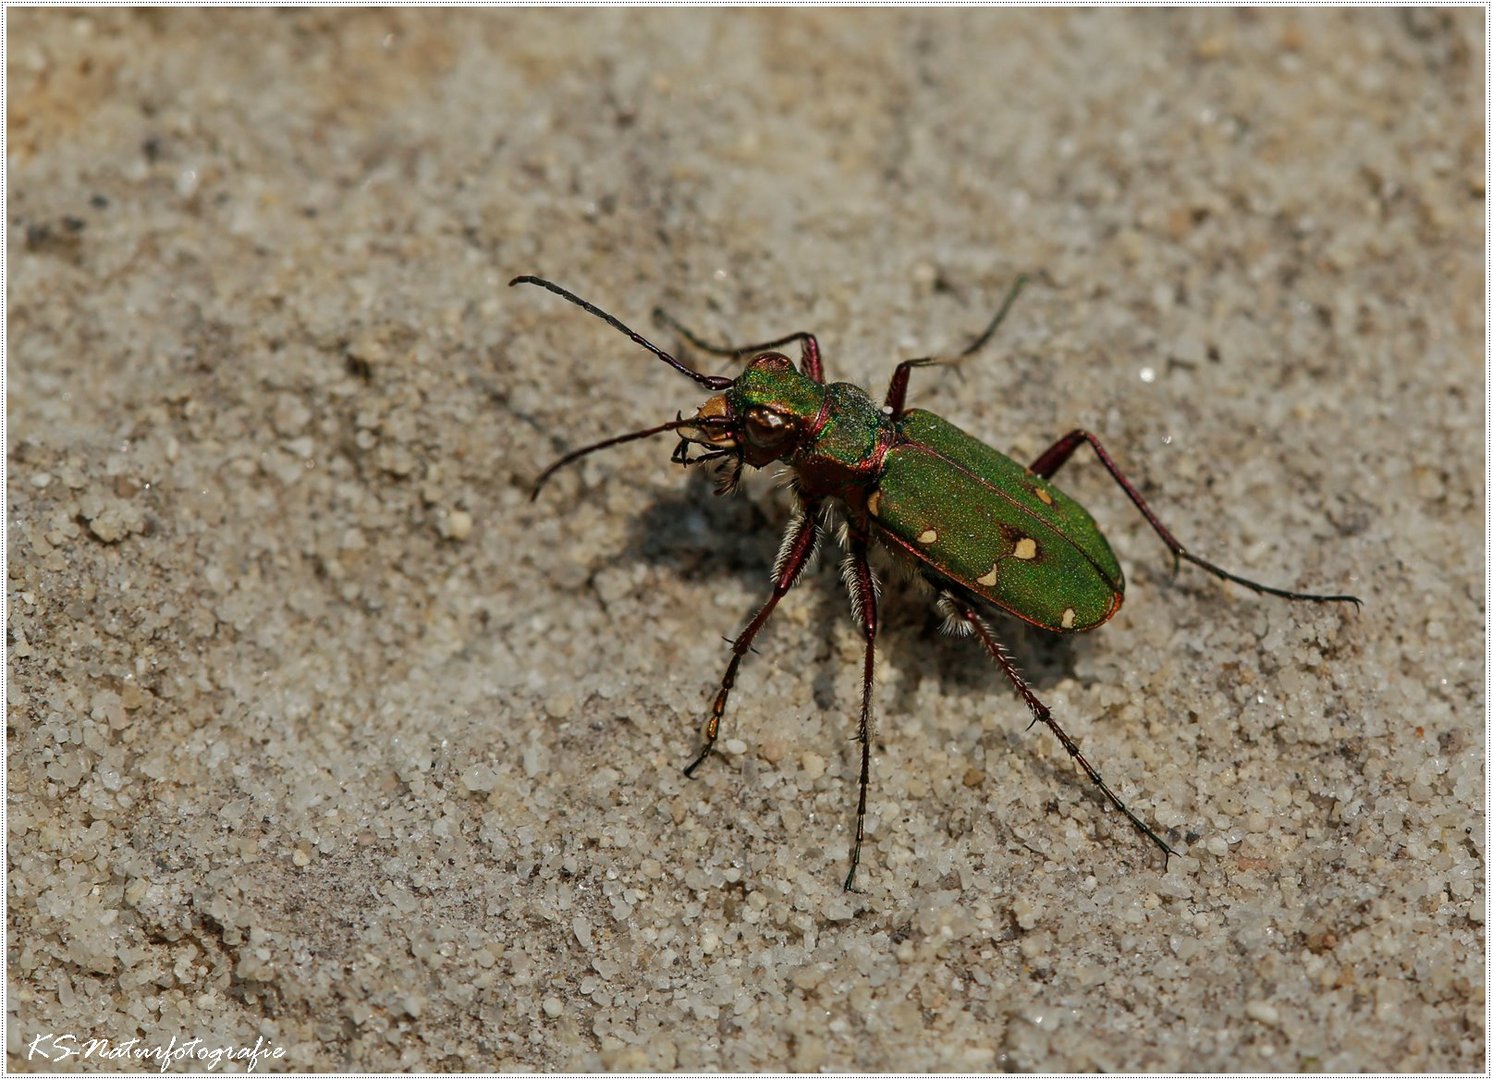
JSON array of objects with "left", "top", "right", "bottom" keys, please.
[
  {"left": 511, "top": 276, "right": 825, "bottom": 500},
  {"left": 678, "top": 352, "right": 825, "bottom": 472}
]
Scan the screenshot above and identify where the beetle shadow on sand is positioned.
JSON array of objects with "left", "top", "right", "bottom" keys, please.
[
  {"left": 619, "top": 472, "right": 1148, "bottom": 858},
  {"left": 624, "top": 469, "right": 1102, "bottom": 749},
  {"left": 626, "top": 470, "right": 784, "bottom": 588}
]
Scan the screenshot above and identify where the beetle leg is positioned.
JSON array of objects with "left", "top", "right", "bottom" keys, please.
[
  {"left": 652, "top": 308, "right": 825, "bottom": 383},
  {"left": 841, "top": 528, "right": 880, "bottom": 892},
  {"left": 684, "top": 497, "right": 823, "bottom": 778},
  {"left": 943, "top": 590, "right": 1178, "bottom": 866},
  {"left": 1029, "top": 430, "right": 1361, "bottom": 607},
  {"left": 882, "top": 356, "right": 939, "bottom": 421},
  {"left": 884, "top": 276, "right": 1029, "bottom": 421}
]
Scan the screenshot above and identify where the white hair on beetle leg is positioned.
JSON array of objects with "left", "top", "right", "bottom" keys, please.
[
  {"left": 840, "top": 553, "right": 881, "bottom": 629},
  {"left": 817, "top": 502, "right": 842, "bottom": 538},
  {"left": 771, "top": 506, "right": 803, "bottom": 582},
  {"left": 944, "top": 593, "right": 1033, "bottom": 683},
  {"left": 842, "top": 555, "right": 882, "bottom": 743},
  {"left": 937, "top": 592, "right": 977, "bottom": 637},
  {"left": 771, "top": 503, "right": 821, "bottom": 584},
  {"left": 841, "top": 553, "right": 866, "bottom": 627}
]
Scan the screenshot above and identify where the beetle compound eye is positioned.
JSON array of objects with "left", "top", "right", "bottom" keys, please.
[{"left": 744, "top": 406, "right": 795, "bottom": 449}]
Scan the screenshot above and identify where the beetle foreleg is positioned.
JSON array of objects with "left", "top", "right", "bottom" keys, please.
[
  {"left": 652, "top": 308, "right": 825, "bottom": 383},
  {"left": 1029, "top": 430, "right": 1361, "bottom": 607},
  {"left": 683, "top": 498, "right": 823, "bottom": 779},
  {"left": 883, "top": 276, "right": 1029, "bottom": 421},
  {"left": 841, "top": 530, "right": 880, "bottom": 892},
  {"left": 882, "top": 356, "right": 939, "bottom": 422},
  {"left": 943, "top": 591, "right": 1177, "bottom": 866}
]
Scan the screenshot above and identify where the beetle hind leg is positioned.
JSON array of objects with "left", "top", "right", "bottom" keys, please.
[
  {"left": 1029, "top": 429, "right": 1361, "bottom": 608},
  {"left": 941, "top": 590, "right": 1177, "bottom": 866}
]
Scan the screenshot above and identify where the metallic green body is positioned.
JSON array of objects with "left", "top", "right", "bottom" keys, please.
[
  {"left": 875, "top": 410, "right": 1123, "bottom": 632},
  {"left": 734, "top": 356, "right": 825, "bottom": 424},
  {"left": 729, "top": 362, "right": 1124, "bottom": 634},
  {"left": 807, "top": 384, "right": 886, "bottom": 471}
]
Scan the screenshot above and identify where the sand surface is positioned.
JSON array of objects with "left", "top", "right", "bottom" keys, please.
[{"left": 8, "top": 9, "right": 1483, "bottom": 1071}]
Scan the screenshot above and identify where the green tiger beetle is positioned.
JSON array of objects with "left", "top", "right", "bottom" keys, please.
[{"left": 511, "top": 273, "right": 1360, "bottom": 891}]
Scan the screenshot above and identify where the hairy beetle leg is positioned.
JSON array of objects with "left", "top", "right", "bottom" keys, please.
[
  {"left": 944, "top": 591, "right": 1177, "bottom": 866},
  {"left": 684, "top": 498, "right": 823, "bottom": 777},
  {"left": 841, "top": 528, "right": 880, "bottom": 892}
]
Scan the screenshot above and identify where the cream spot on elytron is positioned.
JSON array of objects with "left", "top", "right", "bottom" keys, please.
[
  {"left": 1013, "top": 537, "right": 1038, "bottom": 560},
  {"left": 1035, "top": 487, "right": 1053, "bottom": 505},
  {"left": 977, "top": 564, "right": 999, "bottom": 587},
  {"left": 1061, "top": 607, "right": 1077, "bottom": 629},
  {"left": 867, "top": 490, "right": 882, "bottom": 517},
  {"left": 917, "top": 528, "right": 938, "bottom": 544}
]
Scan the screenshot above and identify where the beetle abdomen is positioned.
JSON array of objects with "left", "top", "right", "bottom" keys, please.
[{"left": 872, "top": 409, "right": 1123, "bottom": 632}]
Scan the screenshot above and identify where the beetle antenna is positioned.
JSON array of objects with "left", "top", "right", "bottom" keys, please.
[
  {"left": 511, "top": 275, "right": 734, "bottom": 391},
  {"left": 532, "top": 416, "right": 704, "bottom": 500},
  {"left": 956, "top": 274, "right": 1029, "bottom": 359}
]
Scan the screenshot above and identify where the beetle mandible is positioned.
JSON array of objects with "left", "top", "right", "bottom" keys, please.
[{"left": 511, "top": 274, "right": 1360, "bottom": 891}]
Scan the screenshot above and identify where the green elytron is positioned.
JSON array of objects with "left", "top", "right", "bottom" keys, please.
[{"left": 512, "top": 274, "right": 1359, "bottom": 890}]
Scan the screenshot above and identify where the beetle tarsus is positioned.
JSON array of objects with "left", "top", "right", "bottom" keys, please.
[
  {"left": 883, "top": 276, "right": 1029, "bottom": 420},
  {"left": 682, "top": 746, "right": 711, "bottom": 778}
]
